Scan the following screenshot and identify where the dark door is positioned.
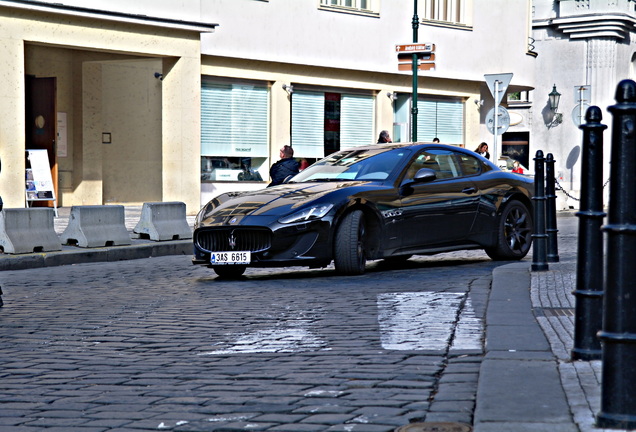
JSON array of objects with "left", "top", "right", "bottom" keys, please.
[
  {"left": 26, "top": 76, "right": 57, "bottom": 206},
  {"left": 397, "top": 149, "right": 480, "bottom": 249}
]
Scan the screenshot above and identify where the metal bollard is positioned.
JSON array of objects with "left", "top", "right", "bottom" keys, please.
[
  {"left": 532, "top": 150, "right": 549, "bottom": 271},
  {"left": 545, "top": 153, "right": 559, "bottom": 262},
  {"left": 572, "top": 106, "right": 606, "bottom": 361},
  {"left": 597, "top": 79, "right": 636, "bottom": 428}
]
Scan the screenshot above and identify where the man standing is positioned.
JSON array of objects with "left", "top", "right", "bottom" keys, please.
[
  {"left": 377, "top": 130, "right": 392, "bottom": 143},
  {"left": 269, "top": 145, "right": 300, "bottom": 186}
]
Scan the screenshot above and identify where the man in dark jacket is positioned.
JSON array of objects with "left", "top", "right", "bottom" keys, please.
[{"left": 269, "top": 145, "right": 299, "bottom": 186}]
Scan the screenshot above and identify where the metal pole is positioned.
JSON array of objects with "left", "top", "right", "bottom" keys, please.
[
  {"left": 532, "top": 150, "right": 548, "bottom": 271},
  {"left": 493, "top": 81, "right": 499, "bottom": 162},
  {"left": 411, "top": 0, "right": 418, "bottom": 142},
  {"left": 597, "top": 79, "right": 636, "bottom": 428},
  {"left": 572, "top": 106, "right": 606, "bottom": 361},
  {"left": 545, "top": 153, "right": 559, "bottom": 262}
]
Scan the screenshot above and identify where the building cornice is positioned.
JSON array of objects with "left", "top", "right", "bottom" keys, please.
[
  {"left": 0, "top": 0, "right": 218, "bottom": 33},
  {"left": 534, "top": 13, "right": 636, "bottom": 40}
]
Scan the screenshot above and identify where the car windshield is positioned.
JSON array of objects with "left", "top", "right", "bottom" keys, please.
[{"left": 290, "top": 148, "right": 412, "bottom": 183}]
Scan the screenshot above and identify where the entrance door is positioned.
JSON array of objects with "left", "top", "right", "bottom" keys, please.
[{"left": 26, "top": 76, "right": 57, "bottom": 206}]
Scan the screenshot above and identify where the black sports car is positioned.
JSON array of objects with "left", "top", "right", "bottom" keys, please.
[{"left": 193, "top": 143, "right": 534, "bottom": 277}]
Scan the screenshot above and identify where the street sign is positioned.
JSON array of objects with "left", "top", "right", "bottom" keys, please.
[
  {"left": 486, "top": 106, "right": 510, "bottom": 135},
  {"left": 395, "top": 43, "right": 435, "bottom": 53},
  {"left": 485, "top": 73, "right": 513, "bottom": 105},
  {"left": 396, "top": 43, "right": 436, "bottom": 71}
]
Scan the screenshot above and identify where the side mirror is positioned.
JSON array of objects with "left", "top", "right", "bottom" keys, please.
[{"left": 413, "top": 168, "right": 437, "bottom": 183}]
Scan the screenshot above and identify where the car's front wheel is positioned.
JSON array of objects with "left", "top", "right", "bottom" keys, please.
[
  {"left": 334, "top": 210, "right": 367, "bottom": 275},
  {"left": 485, "top": 200, "right": 533, "bottom": 260},
  {"left": 212, "top": 265, "right": 247, "bottom": 278}
]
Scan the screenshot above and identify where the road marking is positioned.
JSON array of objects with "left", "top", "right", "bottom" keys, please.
[
  {"left": 377, "top": 292, "right": 482, "bottom": 351},
  {"left": 199, "top": 291, "right": 482, "bottom": 355}
]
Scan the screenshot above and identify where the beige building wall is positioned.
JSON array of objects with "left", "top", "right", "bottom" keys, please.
[{"left": 0, "top": 5, "right": 206, "bottom": 214}]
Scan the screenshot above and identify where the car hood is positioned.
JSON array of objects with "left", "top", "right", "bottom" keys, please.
[{"left": 198, "top": 181, "right": 370, "bottom": 226}]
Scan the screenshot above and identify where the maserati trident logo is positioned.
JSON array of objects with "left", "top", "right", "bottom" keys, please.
[
  {"left": 228, "top": 232, "right": 237, "bottom": 250},
  {"left": 229, "top": 217, "right": 238, "bottom": 224}
]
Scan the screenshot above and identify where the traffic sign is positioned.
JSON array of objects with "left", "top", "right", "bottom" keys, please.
[
  {"left": 486, "top": 106, "right": 510, "bottom": 135},
  {"left": 485, "top": 73, "right": 513, "bottom": 105}
]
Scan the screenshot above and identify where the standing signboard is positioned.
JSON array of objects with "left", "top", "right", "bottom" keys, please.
[{"left": 25, "top": 149, "right": 58, "bottom": 216}]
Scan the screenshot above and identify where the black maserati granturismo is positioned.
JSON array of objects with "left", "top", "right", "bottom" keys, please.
[{"left": 193, "top": 143, "right": 534, "bottom": 278}]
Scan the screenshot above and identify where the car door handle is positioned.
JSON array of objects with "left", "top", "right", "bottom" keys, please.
[{"left": 462, "top": 187, "right": 477, "bottom": 194}]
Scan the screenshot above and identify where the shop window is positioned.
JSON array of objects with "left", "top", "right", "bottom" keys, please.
[
  {"left": 201, "top": 80, "right": 269, "bottom": 182},
  {"left": 292, "top": 90, "right": 374, "bottom": 158}
]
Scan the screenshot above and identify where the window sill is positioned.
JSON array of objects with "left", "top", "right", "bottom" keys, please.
[
  {"left": 318, "top": 5, "right": 379, "bottom": 18},
  {"left": 421, "top": 20, "right": 472, "bottom": 31}
]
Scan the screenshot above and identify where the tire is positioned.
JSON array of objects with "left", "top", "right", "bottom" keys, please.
[
  {"left": 212, "top": 265, "right": 247, "bottom": 279},
  {"left": 485, "top": 200, "right": 533, "bottom": 260},
  {"left": 334, "top": 210, "right": 367, "bottom": 275}
]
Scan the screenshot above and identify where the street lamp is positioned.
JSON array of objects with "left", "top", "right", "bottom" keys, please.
[{"left": 549, "top": 84, "right": 563, "bottom": 125}]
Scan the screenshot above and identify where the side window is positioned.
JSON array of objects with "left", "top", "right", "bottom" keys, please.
[
  {"left": 457, "top": 152, "right": 481, "bottom": 176},
  {"left": 405, "top": 149, "right": 460, "bottom": 180}
]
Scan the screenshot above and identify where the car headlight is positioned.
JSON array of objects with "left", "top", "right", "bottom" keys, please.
[{"left": 278, "top": 204, "right": 333, "bottom": 224}]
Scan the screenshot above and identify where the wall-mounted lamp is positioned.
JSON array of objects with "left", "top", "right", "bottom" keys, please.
[
  {"left": 548, "top": 84, "right": 563, "bottom": 125},
  {"left": 387, "top": 92, "right": 397, "bottom": 102},
  {"left": 282, "top": 84, "right": 293, "bottom": 95},
  {"left": 154, "top": 72, "right": 164, "bottom": 81},
  {"left": 474, "top": 99, "right": 484, "bottom": 108}
]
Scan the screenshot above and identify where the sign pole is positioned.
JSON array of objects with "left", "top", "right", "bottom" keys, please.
[
  {"left": 493, "top": 80, "right": 499, "bottom": 161},
  {"left": 411, "top": 0, "right": 418, "bottom": 142}
]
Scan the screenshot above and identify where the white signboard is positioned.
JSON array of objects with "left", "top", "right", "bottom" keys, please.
[{"left": 26, "top": 149, "right": 57, "bottom": 215}]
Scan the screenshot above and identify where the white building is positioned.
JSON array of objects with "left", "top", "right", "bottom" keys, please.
[
  {"left": 0, "top": 0, "right": 535, "bottom": 213},
  {"left": 531, "top": 0, "right": 636, "bottom": 208}
]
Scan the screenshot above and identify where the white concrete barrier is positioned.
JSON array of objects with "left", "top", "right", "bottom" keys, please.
[
  {"left": 0, "top": 208, "right": 62, "bottom": 254},
  {"left": 133, "top": 201, "right": 192, "bottom": 241},
  {"left": 60, "top": 205, "right": 131, "bottom": 248}
]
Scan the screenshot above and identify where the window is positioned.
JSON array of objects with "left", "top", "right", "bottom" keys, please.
[
  {"left": 319, "top": 0, "right": 379, "bottom": 15},
  {"left": 292, "top": 90, "right": 375, "bottom": 158},
  {"left": 201, "top": 80, "right": 269, "bottom": 182},
  {"left": 417, "top": 98, "right": 464, "bottom": 145},
  {"left": 421, "top": 0, "right": 472, "bottom": 26}
]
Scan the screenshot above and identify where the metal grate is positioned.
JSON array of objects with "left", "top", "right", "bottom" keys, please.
[
  {"left": 540, "top": 308, "right": 575, "bottom": 317},
  {"left": 195, "top": 228, "right": 272, "bottom": 253}
]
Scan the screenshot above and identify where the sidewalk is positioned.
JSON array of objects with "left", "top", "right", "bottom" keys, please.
[
  {"left": 474, "top": 213, "right": 623, "bottom": 431},
  {"left": 0, "top": 206, "right": 196, "bottom": 271}
]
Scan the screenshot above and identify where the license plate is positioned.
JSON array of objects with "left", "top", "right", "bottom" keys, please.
[{"left": 210, "top": 251, "right": 251, "bottom": 265}]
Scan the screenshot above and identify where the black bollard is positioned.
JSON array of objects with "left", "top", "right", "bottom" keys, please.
[
  {"left": 545, "top": 153, "right": 560, "bottom": 262},
  {"left": 572, "top": 106, "right": 606, "bottom": 361},
  {"left": 597, "top": 79, "right": 636, "bottom": 428},
  {"left": 532, "top": 150, "right": 549, "bottom": 271}
]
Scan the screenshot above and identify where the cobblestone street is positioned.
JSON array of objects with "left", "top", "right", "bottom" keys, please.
[{"left": 0, "top": 251, "right": 499, "bottom": 431}]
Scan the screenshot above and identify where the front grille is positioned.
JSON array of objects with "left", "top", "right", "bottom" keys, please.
[{"left": 195, "top": 228, "right": 272, "bottom": 253}]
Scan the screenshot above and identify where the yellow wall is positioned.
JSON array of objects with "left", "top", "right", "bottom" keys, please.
[{"left": 0, "top": 7, "right": 203, "bottom": 213}]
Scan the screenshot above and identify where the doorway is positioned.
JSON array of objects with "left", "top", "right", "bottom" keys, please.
[{"left": 25, "top": 75, "right": 57, "bottom": 207}]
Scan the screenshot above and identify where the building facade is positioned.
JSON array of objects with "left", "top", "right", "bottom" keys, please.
[
  {"left": 0, "top": 0, "right": 535, "bottom": 214},
  {"left": 531, "top": 0, "right": 636, "bottom": 208}
]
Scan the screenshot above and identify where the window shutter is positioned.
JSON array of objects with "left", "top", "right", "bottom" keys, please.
[
  {"left": 340, "top": 94, "right": 375, "bottom": 148},
  {"left": 416, "top": 98, "right": 464, "bottom": 144},
  {"left": 291, "top": 90, "right": 325, "bottom": 158},
  {"left": 201, "top": 82, "right": 269, "bottom": 157}
]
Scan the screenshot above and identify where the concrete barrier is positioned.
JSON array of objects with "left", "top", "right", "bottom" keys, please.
[
  {"left": 0, "top": 208, "right": 62, "bottom": 254},
  {"left": 133, "top": 201, "right": 192, "bottom": 241},
  {"left": 60, "top": 205, "right": 131, "bottom": 248}
]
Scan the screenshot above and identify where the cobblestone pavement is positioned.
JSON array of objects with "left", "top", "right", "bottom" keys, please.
[{"left": 0, "top": 249, "right": 506, "bottom": 431}]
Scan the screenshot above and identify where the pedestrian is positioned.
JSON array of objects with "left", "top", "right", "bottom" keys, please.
[
  {"left": 474, "top": 142, "right": 490, "bottom": 159},
  {"left": 512, "top": 160, "right": 524, "bottom": 174},
  {"left": 377, "top": 130, "right": 392, "bottom": 143},
  {"left": 433, "top": 137, "right": 440, "bottom": 143},
  {"left": 269, "top": 145, "right": 299, "bottom": 186}
]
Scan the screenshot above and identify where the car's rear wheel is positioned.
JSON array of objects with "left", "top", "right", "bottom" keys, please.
[
  {"left": 334, "top": 210, "right": 367, "bottom": 275},
  {"left": 485, "top": 200, "right": 533, "bottom": 260},
  {"left": 212, "top": 265, "right": 247, "bottom": 278}
]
